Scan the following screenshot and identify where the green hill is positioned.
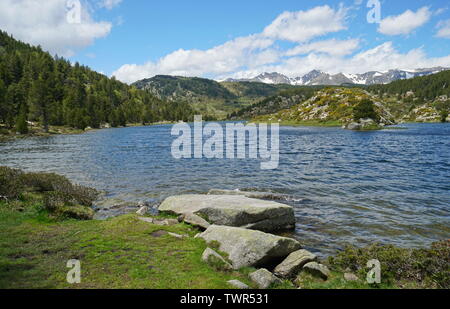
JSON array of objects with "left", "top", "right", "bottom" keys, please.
[
  {"left": 133, "top": 75, "right": 295, "bottom": 119},
  {"left": 232, "top": 71, "right": 450, "bottom": 125},
  {"left": 253, "top": 87, "right": 396, "bottom": 128},
  {"left": 0, "top": 30, "right": 194, "bottom": 136}
]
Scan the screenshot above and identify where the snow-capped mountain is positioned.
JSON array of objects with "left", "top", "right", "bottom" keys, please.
[{"left": 225, "top": 67, "right": 449, "bottom": 86}]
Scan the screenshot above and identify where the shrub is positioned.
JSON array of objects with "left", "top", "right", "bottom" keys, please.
[
  {"left": 0, "top": 166, "right": 24, "bottom": 199},
  {"left": 20, "top": 172, "right": 98, "bottom": 206},
  {"left": 353, "top": 99, "right": 379, "bottom": 122},
  {"left": 328, "top": 241, "right": 450, "bottom": 288},
  {"left": 43, "top": 191, "right": 95, "bottom": 220},
  {"left": 1, "top": 166, "right": 99, "bottom": 220}
]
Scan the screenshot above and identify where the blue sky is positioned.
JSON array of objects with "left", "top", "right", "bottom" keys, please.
[{"left": 1, "top": 0, "right": 450, "bottom": 83}]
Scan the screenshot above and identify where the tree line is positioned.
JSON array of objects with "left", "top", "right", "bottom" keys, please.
[{"left": 0, "top": 30, "right": 195, "bottom": 134}]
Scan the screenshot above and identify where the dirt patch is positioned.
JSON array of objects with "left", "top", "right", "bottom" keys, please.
[{"left": 150, "top": 230, "right": 168, "bottom": 238}]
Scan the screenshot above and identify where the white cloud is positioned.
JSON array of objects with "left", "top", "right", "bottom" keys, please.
[
  {"left": 226, "top": 42, "right": 450, "bottom": 79},
  {"left": 378, "top": 7, "right": 431, "bottom": 36},
  {"left": 0, "top": 0, "right": 112, "bottom": 57},
  {"left": 285, "top": 39, "right": 360, "bottom": 57},
  {"left": 112, "top": 5, "right": 450, "bottom": 84},
  {"left": 436, "top": 19, "right": 450, "bottom": 39},
  {"left": 99, "top": 0, "right": 122, "bottom": 10},
  {"left": 263, "top": 5, "right": 348, "bottom": 42},
  {"left": 113, "top": 34, "right": 277, "bottom": 83}
]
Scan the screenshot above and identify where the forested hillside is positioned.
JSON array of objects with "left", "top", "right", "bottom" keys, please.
[
  {"left": 0, "top": 31, "right": 194, "bottom": 134},
  {"left": 133, "top": 75, "right": 294, "bottom": 118}
]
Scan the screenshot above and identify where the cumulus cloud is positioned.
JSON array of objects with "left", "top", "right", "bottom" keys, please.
[
  {"left": 99, "top": 0, "right": 122, "bottom": 10},
  {"left": 263, "top": 5, "right": 348, "bottom": 42},
  {"left": 378, "top": 7, "right": 431, "bottom": 36},
  {"left": 112, "top": 5, "right": 450, "bottom": 84},
  {"left": 436, "top": 19, "right": 450, "bottom": 38},
  {"left": 113, "top": 34, "right": 277, "bottom": 83},
  {"left": 225, "top": 42, "right": 450, "bottom": 79},
  {"left": 0, "top": 0, "right": 112, "bottom": 57}
]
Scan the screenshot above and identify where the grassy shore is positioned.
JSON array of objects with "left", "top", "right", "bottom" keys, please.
[{"left": 0, "top": 167, "right": 448, "bottom": 289}]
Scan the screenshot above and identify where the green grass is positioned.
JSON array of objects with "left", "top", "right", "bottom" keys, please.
[
  {"left": 0, "top": 197, "right": 257, "bottom": 289},
  {"left": 1, "top": 178, "right": 446, "bottom": 289}
]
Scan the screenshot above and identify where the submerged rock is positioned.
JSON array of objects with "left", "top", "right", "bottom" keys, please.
[
  {"left": 159, "top": 194, "right": 295, "bottom": 232},
  {"left": 274, "top": 249, "right": 317, "bottom": 279},
  {"left": 199, "top": 225, "right": 301, "bottom": 269},
  {"left": 249, "top": 269, "right": 282, "bottom": 289}
]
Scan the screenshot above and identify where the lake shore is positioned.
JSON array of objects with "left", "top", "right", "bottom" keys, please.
[{"left": 0, "top": 167, "right": 448, "bottom": 289}]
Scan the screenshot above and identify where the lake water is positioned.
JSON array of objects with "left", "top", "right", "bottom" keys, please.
[{"left": 1, "top": 123, "right": 449, "bottom": 256}]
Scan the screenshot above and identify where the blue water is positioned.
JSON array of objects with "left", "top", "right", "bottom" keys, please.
[{"left": 1, "top": 123, "right": 449, "bottom": 255}]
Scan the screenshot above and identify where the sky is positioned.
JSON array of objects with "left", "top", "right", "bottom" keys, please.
[{"left": 1, "top": 0, "right": 450, "bottom": 84}]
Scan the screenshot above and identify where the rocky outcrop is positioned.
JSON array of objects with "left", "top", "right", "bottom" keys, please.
[
  {"left": 249, "top": 269, "right": 282, "bottom": 289},
  {"left": 274, "top": 249, "right": 317, "bottom": 279},
  {"left": 199, "top": 225, "right": 301, "bottom": 269},
  {"left": 345, "top": 118, "right": 381, "bottom": 131},
  {"left": 159, "top": 194, "right": 295, "bottom": 232}
]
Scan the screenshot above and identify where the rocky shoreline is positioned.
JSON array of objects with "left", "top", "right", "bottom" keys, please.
[{"left": 132, "top": 191, "right": 334, "bottom": 289}]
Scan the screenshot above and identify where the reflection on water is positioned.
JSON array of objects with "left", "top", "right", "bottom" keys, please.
[{"left": 1, "top": 123, "right": 449, "bottom": 255}]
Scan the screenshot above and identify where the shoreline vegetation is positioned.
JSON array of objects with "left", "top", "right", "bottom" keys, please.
[
  {"left": 0, "top": 166, "right": 448, "bottom": 289},
  {"left": 1, "top": 119, "right": 446, "bottom": 143}
]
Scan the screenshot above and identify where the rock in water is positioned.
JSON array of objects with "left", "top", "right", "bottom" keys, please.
[
  {"left": 202, "top": 248, "right": 233, "bottom": 271},
  {"left": 249, "top": 269, "right": 282, "bottom": 289},
  {"left": 302, "top": 262, "right": 330, "bottom": 280},
  {"left": 227, "top": 280, "right": 249, "bottom": 289},
  {"left": 136, "top": 206, "right": 149, "bottom": 215},
  {"left": 274, "top": 249, "right": 317, "bottom": 279},
  {"left": 159, "top": 194, "right": 295, "bottom": 232},
  {"left": 199, "top": 225, "right": 301, "bottom": 269}
]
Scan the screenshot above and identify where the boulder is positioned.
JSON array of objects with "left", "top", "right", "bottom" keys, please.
[
  {"left": 159, "top": 194, "right": 295, "bottom": 232},
  {"left": 180, "top": 213, "right": 210, "bottom": 230},
  {"left": 302, "top": 262, "right": 330, "bottom": 280},
  {"left": 346, "top": 122, "right": 361, "bottom": 130},
  {"left": 137, "top": 217, "right": 178, "bottom": 226},
  {"left": 202, "top": 248, "right": 232, "bottom": 271},
  {"left": 344, "top": 273, "right": 359, "bottom": 281},
  {"left": 136, "top": 206, "right": 149, "bottom": 215},
  {"left": 249, "top": 269, "right": 282, "bottom": 289},
  {"left": 199, "top": 225, "right": 301, "bottom": 269},
  {"left": 274, "top": 249, "right": 317, "bottom": 279},
  {"left": 208, "top": 189, "right": 289, "bottom": 201},
  {"left": 227, "top": 280, "right": 249, "bottom": 289}
]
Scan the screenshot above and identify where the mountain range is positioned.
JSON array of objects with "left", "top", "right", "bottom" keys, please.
[{"left": 224, "top": 67, "right": 449, "bottom": 86}]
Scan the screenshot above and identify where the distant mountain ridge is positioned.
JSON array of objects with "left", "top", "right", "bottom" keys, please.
[{"left": 224, "top": 67, "right": 449, "bottom": 86}]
